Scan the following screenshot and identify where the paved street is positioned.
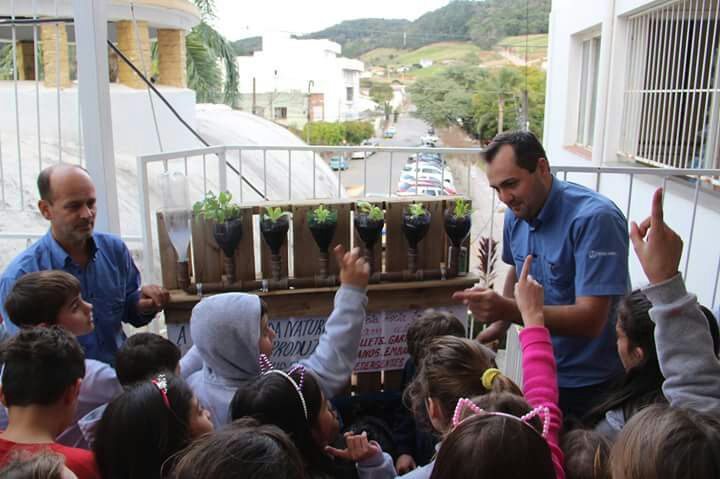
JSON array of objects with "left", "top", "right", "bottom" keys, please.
[{"left": 336, "top": 115, "right": 432, "bottom": 197}]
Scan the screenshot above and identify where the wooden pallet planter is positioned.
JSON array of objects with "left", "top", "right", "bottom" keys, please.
[{"left": 159, "top": 196, "right": 475, "bottom": 393}]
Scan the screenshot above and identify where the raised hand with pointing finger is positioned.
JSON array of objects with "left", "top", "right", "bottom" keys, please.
[
  {"left": 514, "top": 255, "right": 545, "bottom": 327},
  {"left": 629, "top": 187, "right": 683, "bottom": 285}
]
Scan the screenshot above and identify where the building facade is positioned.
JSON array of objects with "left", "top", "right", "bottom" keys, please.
[
  {"left": 544, "top": 0, "right": 719, "bottom": 305},
  {"left": 236, "top": 33, "right": 369, "bottom": 128}
]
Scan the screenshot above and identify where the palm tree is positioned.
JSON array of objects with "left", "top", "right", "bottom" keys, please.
[
  {"left": 186, "top": 0, "right": 239, "bottom": 106},
  {"left": 472, "top": 67, "right": 522, "bottom": 139},
  {"left": 488, "top": 67, "right": 522, "bottom": 134}
]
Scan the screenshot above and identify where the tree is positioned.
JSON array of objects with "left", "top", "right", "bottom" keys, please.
[
  {"left": 409, "top": 64, "right": 545, "bottom": 142},
  {"left": 472, "top": 66, "right": 545, "bottom": 141},
  {"left": 186, "top": 0, "right": 239, "bottom": 106},
  {"left": 483, "top": 67, "right": 522, "bottom": 134}
]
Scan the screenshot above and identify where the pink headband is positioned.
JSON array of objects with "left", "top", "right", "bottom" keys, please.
[
  {"left": 451, "top": 398, "right": 551, "bottom": 438},
  {"left": 151, "top": 374, "right": 171, "bottom": 409}
]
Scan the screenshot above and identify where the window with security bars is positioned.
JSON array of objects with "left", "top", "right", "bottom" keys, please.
[{"left": 619, "top": 0, "right": 720, "bottom": 170}]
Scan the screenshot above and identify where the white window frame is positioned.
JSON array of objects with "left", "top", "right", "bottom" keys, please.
[
  {"left": 576, "top": 36, "right": 602, "bottom": 148},
  {"left": 618, "top": 0, "right": 720, "bottom": 170}
]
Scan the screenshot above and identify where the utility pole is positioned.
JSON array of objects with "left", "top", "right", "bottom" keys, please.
[
  {"left": 306, "top": 79, "right": 314, "bottom": 144},
  {"left": 403, "top": 31, "right": 406, "bottom": 48},
  {"left": 252, "top": 77, "right": 256, "bottom": 115},
  {"left": 520, "top": 89, "right": 529, "bottom": 131}
]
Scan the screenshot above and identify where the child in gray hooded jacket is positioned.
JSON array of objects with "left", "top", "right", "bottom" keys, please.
[
  {"left": 629, "top": 187, "right": 720, "bottom": 415},
  {"left": 186, "top": 245, "right": 370, "bottom": 428}
]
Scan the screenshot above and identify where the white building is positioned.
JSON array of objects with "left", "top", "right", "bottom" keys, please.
[
  {"left": 236, "top": 33, "right": 368, "bottom": 127},
  {"left": 544, "top": 0, "right": 720, "bottom": 306}
]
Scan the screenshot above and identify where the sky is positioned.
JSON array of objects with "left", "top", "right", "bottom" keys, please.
[{"left": 210, "top": 0, "right": 452, "bottom": 41}]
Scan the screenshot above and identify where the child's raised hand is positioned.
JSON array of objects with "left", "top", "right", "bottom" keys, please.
[
  {"left": 630, "top": 187, "right": 683, "bottom": 285},
  {"left": 514, "top": 255, "right": 545, "bottom": 327},
  {"left": 325, "top": 431, "right": 381, "bottom": 462},
  {"left": 334, "top": 245, "right": 370, "bottom": 289}
]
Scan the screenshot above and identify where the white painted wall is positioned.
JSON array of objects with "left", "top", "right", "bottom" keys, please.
[
  {"left": 236, "top": 33, "right": 365, "bottom": 123},
  {"left": 545, "top": 0, "right": 720, "bottom": 308},
  {"left": 0, "top": 82, "right": 198, "bottom": 156}
]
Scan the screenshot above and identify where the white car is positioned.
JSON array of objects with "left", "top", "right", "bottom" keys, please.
[
  {"left": 420, "top": 134, "right": 440, "bottom": 146},
  {"left": 400, "top": 171, "right": 454, "bottom": 186},
  {"left": 351, "top": 139, "right": 380, "bottom": 159},
  {"left": 401, "top": 164, "right": 454, "bottom": 183},
  {"left": 396, "top": 185, "right": 445, "bottom": 197}
]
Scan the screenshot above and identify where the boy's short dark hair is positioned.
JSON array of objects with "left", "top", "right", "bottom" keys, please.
[
  {"left": 0, "top": 326, "right": 85, "bottom": 407},
  {"left": 406, "top": 309, "right": 465, "bottom": 365},
  {"left": 115, "top": 333, "right": 181, "bottom": 386},
  {"left": 4, "top": 271, "right": 81, "bottom": 328},
  {"left": 483, "top": 130, "right": 548, "bottom": 173}
]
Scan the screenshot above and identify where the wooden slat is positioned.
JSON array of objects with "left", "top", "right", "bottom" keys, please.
[
  {"left": 356, "top": 372, "right": 382, "bottom": 394},
  {"left": 385, "top": 198, "right": 445, "bottom": 273},
  {"left": 191, "top": 214, "right": 223, "bottom": 283},
  {"left": 444, "top": 197, "right": 473, "bottom": 272},
  {"left": 352, "top": 200, "right": 384, "bottom": 274},
  {"left": 157, "top": 212, "right": 179, "bottom": 289},
  {"left": 292, "top": 202, "right": 352, "bottom": 278},
  {"left": 164, "top": 276, "right": 479, "bottom": 323},
  {"left": 383, "top": 370, "right": 404, "bottom": 392},
  {"left": 259, "top": 206, "right": 290, "bottom": 279},
  {"left": 233, "top": 208, "right": 256, "bottom": 281}
]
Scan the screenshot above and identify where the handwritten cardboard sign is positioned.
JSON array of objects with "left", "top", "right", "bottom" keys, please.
[{"left": 167, "top": 305, "right": 468, "bottom": 372}]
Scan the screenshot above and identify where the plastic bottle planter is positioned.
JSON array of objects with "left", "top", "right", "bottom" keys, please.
[
  {"left": 213, "top": 217, "right": 244, "bottom": 283},
  {"left": 261, "top": 216, "right": 290, "bottom": 281},
  {"left": 444, "top": 209, "right": 472, "bottom": 276},
  {"left": 354, "top": 213, "right": 384, "bottom": 275},
  {"left": 402, "top": 208, "right": 432, "bottom": 273},
  {"left": 308, "top": 219, "right": 337, "bottom": 279}
]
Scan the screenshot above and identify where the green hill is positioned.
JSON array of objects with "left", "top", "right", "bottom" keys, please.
[
  {"left": 232, "top": 1, "right": 550, "bottom": 61},
  {"left": 303, "top": 0, "right": 549, "bottom": 58}
]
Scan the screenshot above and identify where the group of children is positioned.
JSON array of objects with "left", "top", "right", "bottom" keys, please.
[{"left": 0, "top": 188, "right": 719, "bottom": 479}]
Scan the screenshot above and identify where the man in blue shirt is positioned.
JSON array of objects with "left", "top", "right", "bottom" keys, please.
[
  {"left": 454, "top": 131, "right": 628, "bottom": 418},
  {"left": 0, "top": 164, "right": 169, "bottom": 364}
]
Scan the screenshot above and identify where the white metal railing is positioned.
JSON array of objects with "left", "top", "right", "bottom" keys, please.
[
  {"left": 137, "top": 145, "right": 720, "bottom": 386},
  {"left": 136, "top": 144, "right": 483, "bottom": 284},
  {"left": 137, "top": 145, "right": 720, "bottom": 305},
  {"left": 0, "top": 11, "right": 84, "bottom": 212}
]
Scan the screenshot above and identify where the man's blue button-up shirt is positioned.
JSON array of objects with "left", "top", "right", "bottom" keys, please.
[
  {"left": 0, "top": 231, "right": 153, "bottom": 364},
  {"left": 502, "top": 178, "right": 629, "bottom": 388}
]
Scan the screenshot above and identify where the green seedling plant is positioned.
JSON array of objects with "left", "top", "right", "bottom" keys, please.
[
  {"left": 452, "top": 198, "right": 473, "bottom": 218},
  {"left": 264, "top": 206, "right": 290, "bottom": 223},
  {"left": 193, "top": 191, "right": 241, "bottom": 223},
  {"left": 408, "top": 202, "right": 428, "bottom": 218},
  {"left": 356, "top": 201, "right": 384, "bottom": 221},
  {"left": 310, "top": 204, "right": 337, "bottom": 224}
]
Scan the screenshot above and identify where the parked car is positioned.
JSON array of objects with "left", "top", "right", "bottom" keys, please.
[
  {"left": 351, "top": 138, "right": 380, "bottom": 159},
  {"left": 402, "top": 163, "right": 453, "bottom": 182},
  {"left": 383, "top": 126, "right": 396, "bottom": 138},
  {"left": 420, "top": 134, "right": 440, "bottom": 147},
  {"left": 397, "top": 178, "right": 456, "bottom": 196},
  {"left": 418, "top": 152, "right": 442, "bottom": 163},
  {"left": 329, "top": 156, "right": 349, "bottom": 170}
]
